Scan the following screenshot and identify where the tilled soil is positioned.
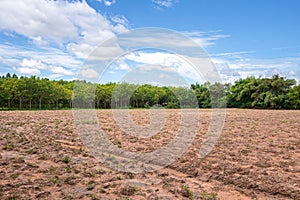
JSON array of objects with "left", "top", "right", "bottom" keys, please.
[{"left": 0, "top": 109, "right": 299, "bottom": 199}]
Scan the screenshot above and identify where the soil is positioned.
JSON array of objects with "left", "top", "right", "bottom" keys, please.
[{"left": 0, "top": 109, "right": 299, "bottom": 199}]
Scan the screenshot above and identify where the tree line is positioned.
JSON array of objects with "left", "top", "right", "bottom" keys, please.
[{"left": 0, "top": 73, "right": 299, "bottom": 110}]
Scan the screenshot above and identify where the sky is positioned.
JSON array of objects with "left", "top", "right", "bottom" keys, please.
[{"left": 0, "top": 0, "right": 299, "bottom": 84}]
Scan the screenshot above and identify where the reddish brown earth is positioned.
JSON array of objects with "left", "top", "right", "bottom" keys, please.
[{"left": 0, "top": 109, "right": 299, "bottom": 199}]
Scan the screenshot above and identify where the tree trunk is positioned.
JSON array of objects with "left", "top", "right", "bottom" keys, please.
[
  {"left": 19, "top": 98, "right": 22, "bottom": 109},
  {"left": 39, "top": 98, "right": 42, "bottom": 110}
]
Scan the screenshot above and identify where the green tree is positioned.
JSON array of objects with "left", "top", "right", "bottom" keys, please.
[
  {"left": 191, "top": 82, "right": 211, "bottom": 108},
  {"left": 0, "top": 78, "right": 18, "bottom": 109},
  {"left": 287, "top": 84, "right": 300, "bottom": 109}
]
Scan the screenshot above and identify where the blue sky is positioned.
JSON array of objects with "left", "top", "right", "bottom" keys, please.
[{"left": 0, "top": 0, "right": 299, "bottom": 84}]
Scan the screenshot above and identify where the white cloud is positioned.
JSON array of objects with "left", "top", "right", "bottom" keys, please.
[
  {"left": 211, "top": 55, "right": 300, "bottom": 83},
  {"left": 118, "top": 63, "right": 131, "bottom": 71},
  {"left": 212, "top": 51, "right": 255, "bottom": 58},
  {"left": 14, "top": 67, "right": 40, "bottom": 76},
  {"left": 0, "top": 0, "right": 128, "bottom": 59},
  {"left": 20, "top": 58, "right": 46, "bottom": 69},
  {"left": 0, "top": 0, "right": 132, "bottom": 78},
  {"left": 121, "top": 64, "right": 190, "bottom": 86},
  {"left": 48, "top": 73, "right": 66, "bottom": 79},
  {"left": 124, "top": 51, "right": 203, "bottom": 82},
  {"left": 107, "top": 57, "right": 131, "bottom": 73},
  {"left": 50, "top": 66, "right": 74, "bottom": 76},
  {"left": 4, "top": 0, "right": 295, "bottom": 84},
  {"left": 66, "top": 43, "right": 96, "bottom": 59},
  {"left": 30, "top": 36, "right": 49, "bottom": 46},
  {"left": 111, "top": 15, "right": 128, "bottom": 26},
  {"left": 97, "top": 0, "right": 117, "bottom": 6},
  {"left": 182, "top": 31, "right": 230, "bottom": 48},
  {"left": 13, "top": 58, "right": 47, "bottom": 76},
  {"left": 0, "top": 0, "right": 127, "bottom": 43},
  {"left": 272, "top": 45, "right": 300, "bottom": 51},
  {"left": 0, "top": 44, "right": 82, "bottom": 69},
  {"left": 115, "top": 30, "right": 229, "bottom": 51},
  {"left": 152, "top": 0, "right": 175, "bottom": 9},
  {"left": 289, "top": 70, "right": 296, "bottom": 76},
  {"left": 88, "top": 42, "right": 124, "bottom": 61},
  {"left": 0, "top": 44, "right": 80, "bottom": 78},
  {"left": 79, "top": 68, "right": 100, "bottom": 79},
  {"left": 0, "top": 0, "right": 77, "bottom": 42},
  {"left": 121, "top": 49, "right": 300, "bottom": 84},
  {"left": 13, "top": 58, "right": 75, "bottom": 77}
]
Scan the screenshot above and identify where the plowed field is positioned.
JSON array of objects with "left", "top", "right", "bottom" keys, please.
[{"left": 0, "top": 109, "right": 299, "bottom": 199}]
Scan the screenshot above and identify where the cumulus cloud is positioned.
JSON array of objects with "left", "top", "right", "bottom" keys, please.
[
  {"left": 211, "top": 55, "right": 300, "bottom": 83},
  {"left": 20, "top": 58, "right": 46, "bottom": 69},
  {"left": 0, "top": 0, "right": 226, "bottom": 80},
  {"left": 0, "top": 43, "right": 80, "bottom": 78},
  {"left": 30, "top": 36, "right": 49, "bottom": 46},
  {"left": 0, "top": 0, "right": 128, "bottom": 58},
  {"left": 121, "top": 64, "right": 190, "bottom": 86},
  {"left": 122, "top": 49, "right": 300, "bottom": 84},
  {"left": 111, "top": 15, "right": 128, "bottom": 26},
  {"left": 0, "top": 0, "right": 131, "bottom": 79},
  {"left": 14, "top": 67, "right": 41, "bottom": 76},
  {"left": 117, "top": 63, "right": 131, "bottom": 71},
  {"left": 0, "top": 0, "right": 128, "bottom": 43},
  {"left": 50, "top": 66, "right": 74, "bottom": 76},
  {"left": 14, "top": 58, "right": 47, "bottom": 76},
  {"left": 66, "top": 43, "right": 96, "bottom": 59},
  {"left": 97, "top": 0, "right": 117, "bottom": 6},
  {"left": 88, "top": 42, "right": 124, "bottom": 61},
  {"left": 124, "top": 51, "right": 203, "bottom": 82},
  {"left": 12, "top": 58, "right": 75, "bottom": 77},
  {"left": 79, "top": 68, "right": 100, "bottom": 79},
  {"left": 0, "top": 44, "right": 81, "bottom": 69},
  {"left": 0, "top": 0, "right": 77, "bottom": 42}
]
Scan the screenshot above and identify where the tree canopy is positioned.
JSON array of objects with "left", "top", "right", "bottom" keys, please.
[{"left": 0, "top": 73, "right": 299, "bottom": 110}]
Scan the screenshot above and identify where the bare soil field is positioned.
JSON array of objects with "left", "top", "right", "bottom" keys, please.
[{"left": 0, "top": 109, "right": 299, "bottom": 199}]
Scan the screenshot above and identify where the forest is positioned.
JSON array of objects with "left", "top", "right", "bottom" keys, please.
[{"left": 0, "top": 73, "right": 299, "bottom": 110}]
